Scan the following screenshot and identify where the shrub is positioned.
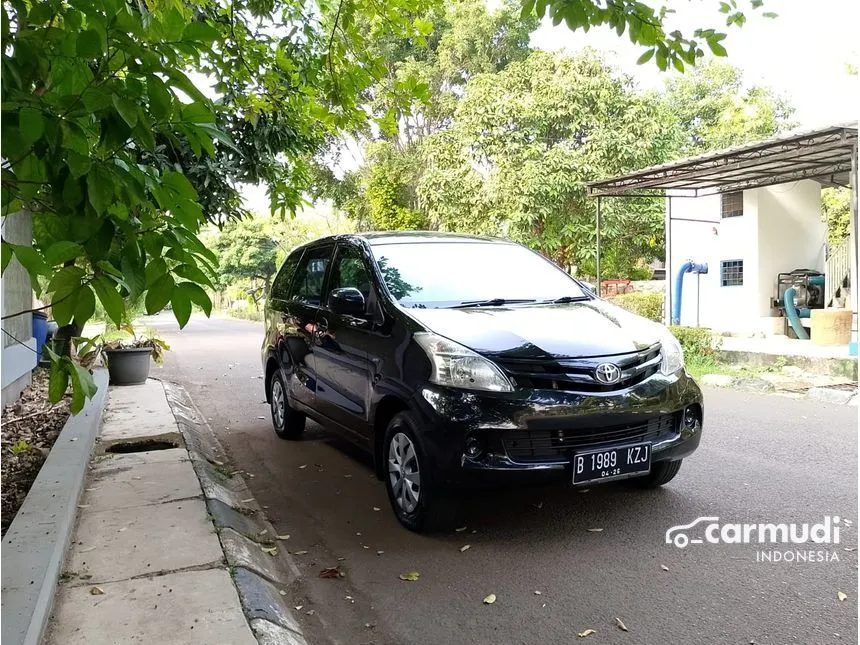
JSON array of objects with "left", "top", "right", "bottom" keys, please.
[
  {"left": 612, "top": 292, "right": 664, "bottom": 322},
  {"left": 669, "top": 326, "right": 721, "bottom": 361}
]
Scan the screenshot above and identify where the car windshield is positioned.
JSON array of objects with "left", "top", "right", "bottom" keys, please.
[{"left": 370, "top": 241, "right": 589, "bottom": 308}]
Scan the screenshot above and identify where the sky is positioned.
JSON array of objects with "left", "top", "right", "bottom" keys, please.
[{"left": 242, "top": 0, "right": 860, "bottom": 213}]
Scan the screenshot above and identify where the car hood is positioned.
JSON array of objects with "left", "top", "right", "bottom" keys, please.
[{"left": 403, "top": 300, "right": 664, "bottom": 359}]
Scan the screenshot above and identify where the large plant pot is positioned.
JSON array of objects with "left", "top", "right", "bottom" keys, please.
[{"left": 105, "top": 347, "right": 153, "bottom": 385}]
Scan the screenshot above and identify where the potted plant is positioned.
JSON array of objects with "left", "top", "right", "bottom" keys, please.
[{"left": 77, "top": 325, "right": 170, "bottom": 386}]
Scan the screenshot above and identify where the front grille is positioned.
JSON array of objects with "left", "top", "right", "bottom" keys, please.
[
  {"left": 502, "top": 414, "right": 677, "bottom": 463},
  {"left": 495, "top": 343, "right": 662, "bottom": 393}
]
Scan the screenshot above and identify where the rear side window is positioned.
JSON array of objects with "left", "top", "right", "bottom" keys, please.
[
  {"left": 270, "top": 252, "right": 300, "bottom": 301},
  {"left": 291, "top": 245, "right": 333, "bottom": 306}
]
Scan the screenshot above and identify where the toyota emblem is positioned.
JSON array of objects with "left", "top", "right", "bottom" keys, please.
[{"left": 594, "top": 363, "right": 621, "bottom": 385}]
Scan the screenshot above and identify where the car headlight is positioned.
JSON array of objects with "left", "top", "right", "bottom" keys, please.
[
  {"left": 414, "top": 332, "right": 514, "bottom": 392},
  {"left": 659, "top": 330, "right": 684, "bottom": 375}
]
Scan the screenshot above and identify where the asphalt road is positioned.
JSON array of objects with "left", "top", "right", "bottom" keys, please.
[{"left": 152, "top": 312, "right": 858, "bottom": 645}]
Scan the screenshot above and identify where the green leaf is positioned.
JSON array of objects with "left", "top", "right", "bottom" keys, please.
[
  {"left": 51, "top": 287, "right": 78, "bottom": 326},
  {"left": 180, "top": 281, "right": 212, "bottom": 316},
  {"left": 147, "top": 76, "right": 173, "bottom": 120},
  {"left": 19, "top": 108, "right": 45, "bottom": 147},
  {"left": 112, "top": 94, "right": 138, "bottom": 127},
  {"left": 76, "top": 29, "right": 103, "bottom": 57},
  {"left": 145, "top": 273, "right": 175, "bottom": 314},
  {"left": 636, "top": 49, "right": 655, "bottom": 65},
  {"left": 121, "top": 244, "right": 146, "bottom": 298},
  {"left": 86, "top": 166, "right": 114, "bottom": 215},
  {"left": 63, "top": 175, "right": 84, "bottom": 206},
  {"left": 145, "top": 257, "right": 168, "bottom": 288},
  {"left": 48, "top": 359, "right": 70, "bottom": 403},
  {"left": 2, "top": 242, "right": 12, "bottom": 273},
  {"left": 520, "top": 0, "right": 535, "bottom": 19},
  {"left": 171, "top": 282, "right": 192, "bottom": 328},
  {"left": 74, "top": 283, "right": 96, "bottom": 325},
  {"left": 11, "top": 245, "right": 50, "bottom": 282},
  {"left": 672, "top": 56, "right": 685, "bottom": 73},
  {"left": 44, "top": 241, "right": 84, "bottom": 266},
  {"left": 164, "top": 67, "right": 208, "bottom": 104},
  {"left": 92, "top": 275, "right": 124, "bottom": 326},
  {"left": 47, "top": 266, "right": 86, "bottom": 293},
  {"left": 162, "top": 171, "right": 198, "bottom": 200},
  {"left": 183, "top": 21, "right": 220, "bottom": 42},
  {"left": 174, "top": 262, "right": 213, "bottom": 288},
  {"left": 708, "top": 41, "right": 728, "bottom": 57},
  {"left": 67, "top": 360, "right": 85, "bottom": 414}
]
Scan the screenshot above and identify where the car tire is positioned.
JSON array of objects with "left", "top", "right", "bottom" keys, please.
[
  {"left": 269, "top": 369, "right": 305, "bottom": 440},
  {"left": 383, "top": 412, "right": 455, "bottom": 533},
  {"left": 629, "top": 459, "right": 682, "bottom": 488}
]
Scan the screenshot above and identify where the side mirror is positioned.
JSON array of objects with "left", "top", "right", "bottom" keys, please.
[{"left": 329, "top": 287, "right": 366, "bottom": 317}]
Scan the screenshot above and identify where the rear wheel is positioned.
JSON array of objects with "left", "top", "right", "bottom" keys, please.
[
  {"left": 269, "top": 369, "right": 305, "bottom": 440},
  {"left": 383, "top": 412, "right": 455, "bottom": 533},
  {"left": 629, "top": 459, "right": 682, "bottom": 488}
]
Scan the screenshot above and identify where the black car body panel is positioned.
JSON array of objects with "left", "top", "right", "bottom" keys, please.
[{"left": 262, "top": 232, "right": 703, "bottom": 488}]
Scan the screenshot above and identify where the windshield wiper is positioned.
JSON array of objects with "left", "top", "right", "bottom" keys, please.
[
  {"left": 529, "top": 296, "right": 592, "bottom": 305},
  {"left": 449, "top": 298, "right": 536, "bottom": 308}
]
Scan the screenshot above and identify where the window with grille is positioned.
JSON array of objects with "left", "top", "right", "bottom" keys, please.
[
  {"left": 721, "top": 192, "right": 743, "bottom": 218},
  {"left": 720, "top": 260, "right": 744, "bottom": 286}
]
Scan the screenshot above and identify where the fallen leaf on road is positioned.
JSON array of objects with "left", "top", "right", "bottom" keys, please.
[
  {"left": 77, "top": 504, "right": 90, "bottom": 509},
  {"left": 577, "top": 629, "right": 596, "bottom": 638},
  {"left": 345, "top": 595, "right": 354, "bottom": 602},
  {"left": 614, "top": 617, "right": 628, "bottom": 632},
  {"left": 261, "top": 546, "right": 278, "bottom": 556},
  {"left": 534, "top": 590, "right": 542, "bottom": 595},
  {"left": 299, "top": 464, "right": 307, "bottom": 469},
  {"left": 90, "top": 586, "right": 105, "bottom": 596},
  {"left": 377, "top": 550, "right": 384, "bottom": 555},
  {"left": 294, "top": 550, "right": 309, "bottom": 555},
  {"left": 258, "top": 529, "right": 268, "bottom": 536},
  {"left": 295, "top": 605, "right": 303, "bottom": 611},
  {"left": 319, "top": 567, "right": 343, "bottom": 579},
  {"left": 337, "top": 557, "right": 346, "bottom": 561},
  {"left": 279, "top": 590, "right": 287, "bottom": 596},
  {"left": 240, "top": 498, "right": 254, "bottom": 503},
  {"left": 399, "top": 571, "right": 420, "bottom": 581},
  {"left": 460, "top": 544, "right": 471, "bottom": 552},
  {"left": 276, "top": 534, "right": 290, "bottom": 540},
  {"left": 306, "top": 609, "right": 315, "bottom": 616},
  {"left": 844, "top": 547, "right": 856, "bottom": 552},
  {"left": 257, "top": 416, "right": 265, "bottom": 419},
  {"left": 455, "top": 526, "right": 468, "bottom": 532},
  {"left": 363, "top": 545, "right": 369, "bottom": 549},
  {"left": 838, "top": 591, "right": 848, "bottom": 601},
  {"left": 586, "top": 528, "right": 603, "bottom": 532},
  {"left": 344, "top": 474, "right": 353, "bottom": 478},
  {"left": 373, "top": 507, "right": 381, "bottom": 511},
  {"left": 660, "top": 565, "right": 669, "bottom": 571},
  {"left": 70, "top": 437, "right": 77, "bottom": 442},
  {"left": 483, "top": 594, "right": 496, "bottom": 604}
]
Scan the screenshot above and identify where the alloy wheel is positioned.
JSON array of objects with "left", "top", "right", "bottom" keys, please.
[
  {"left": 388, "top": 431, "right": 421, "bottom": 513},
  {"left": 271, "top": 377, "right": 285, "bottom": 428}
]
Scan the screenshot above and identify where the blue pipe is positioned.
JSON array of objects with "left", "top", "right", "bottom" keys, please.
[
  {"left": 672, "top": 261, "right": 709, "bottom": 325},
  {"left": 784, "top": 286, "right": 809, "bottom": 340}
]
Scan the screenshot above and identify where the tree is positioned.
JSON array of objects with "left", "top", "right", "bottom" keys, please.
[
  {"left": 663, "top": 61, "right": 794, "bottom": 154},
  {"left": 419, "top": 50, "right": 677, "bottom": 277},
  {"left": 212, "top": 219, "right": 278, "bottom": 309},
  {"left": 822, "top": 187, "right": 851, "bottom": 247},
  {"left": 1, "top": 0, "right": 434, "bottom": 410}
]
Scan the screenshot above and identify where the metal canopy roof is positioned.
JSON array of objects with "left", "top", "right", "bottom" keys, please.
[{"left": 587, "top": 123, "right": 858, "bottom": 198}]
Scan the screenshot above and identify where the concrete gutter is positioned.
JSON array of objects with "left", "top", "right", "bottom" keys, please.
[
  {"left": 162, "top": 381, "right": 308, "bottom": 645},
  {"left": 1, "top": 368, "right": 110, "bottom": 645}
]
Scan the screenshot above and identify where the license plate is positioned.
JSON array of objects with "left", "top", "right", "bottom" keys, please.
[{"left": 572, "top": 442, "right": 651, "bottom": 485}]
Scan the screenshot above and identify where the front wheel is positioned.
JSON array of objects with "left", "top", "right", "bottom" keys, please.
[
  {"left": 629, "top": 459, "right": 682, "bottom": 488},
  {"left": 269, "top": 369, "right": 305, "bottom": 440},
  {"left": 383, "top": 412, "right": 455, "bottom": 533}
]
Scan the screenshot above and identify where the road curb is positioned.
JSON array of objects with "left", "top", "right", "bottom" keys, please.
[
  {"left": 1, "top": 368, "right": 110, "bottom": 645},
  {"left": 162, "top": 381, "right": 308, "bottom": 645}
]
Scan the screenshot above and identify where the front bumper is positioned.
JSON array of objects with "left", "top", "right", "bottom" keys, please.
[{"left": 410, "top": 371, "right": 703, "bottom": 484}]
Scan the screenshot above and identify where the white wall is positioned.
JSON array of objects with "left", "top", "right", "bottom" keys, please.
[
  {"left": 666, "top": 180, "right": 825, "bottom": 334},
  {"left": 756, "top": 180, "right": 826, "bottom": 316}
]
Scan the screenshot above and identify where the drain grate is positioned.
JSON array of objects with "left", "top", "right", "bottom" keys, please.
[{"left": 105, "top": 439, "right": 180, "bottom": 454}]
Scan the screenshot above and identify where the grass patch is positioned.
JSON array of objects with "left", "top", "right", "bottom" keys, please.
[{"left": 685, "top": 356, "right": 768, "bottom": 381}]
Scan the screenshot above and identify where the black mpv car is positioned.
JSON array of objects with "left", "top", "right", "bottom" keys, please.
[{"left": 262, "top": 232, "right": 703, "bottom": 531}]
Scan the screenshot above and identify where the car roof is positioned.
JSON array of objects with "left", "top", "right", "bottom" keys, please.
[{"left": 293, "top": 231, "right": 511, "bottom": 253}]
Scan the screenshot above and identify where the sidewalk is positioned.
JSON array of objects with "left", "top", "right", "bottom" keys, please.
[{"left": 43, "top": 381, "right": 304, "bottom": 645}]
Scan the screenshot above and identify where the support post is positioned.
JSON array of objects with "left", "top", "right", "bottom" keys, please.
[
  {"left": 596, "top": 196, "right": 602, "bottom": 296},
  {"left": 665, "top": 196, "right": 673, "bottom": 326},
  {"left": 851, "top": 145, "right": 858, "bottom": 340}
]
